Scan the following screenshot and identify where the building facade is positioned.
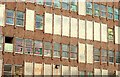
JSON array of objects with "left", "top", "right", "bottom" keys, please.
[{"left": 0, "top": 0, "right": 120, "bottom": 76}]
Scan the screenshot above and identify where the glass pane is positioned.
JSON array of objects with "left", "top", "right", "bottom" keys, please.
[
  {"left": 86, "top": 2, "right": 92, "bottom": 9},
  {"left": 109, "top": 57, "right": 114, "bottom": 63},
  {"left": 16, "top": 11, "right": 24, "bottom": 19},
  {"left": 16, "top": 38, "right": 23, "bottom": 45},
  {"left": 24, "top": 47, "right": 33, "bottom": 54},
  {"left": 36, "top": 15, "right": 43, "bottom": 22},
  {"left": 108, "top": 28, "right": 113, "bottom": 35},
  {"left": 108, "top": 6, "right": 113, "bottom": 13},
  {"left": 44, "top": 42, "right": 51, "bottom": 50},
  {"left": 102, "top": 56, "right": 107, "bottom": 62},
  {"left": 62, "top": 2, "right": 69, "bottom": 10},
  {"left": 54, "top": 43, "right": 60, "bottom": 51},
  {"left": 44, "top": 50, "right": 51, "bottom": 57},
  {"left": 86, "top": 8, "right": 92, "bottom": 15},
  {"left": 16, "top": 46, "right": 23, "bottom": 53},
  {"left": 70, "top": 5, "right": 77, "bottom": 12},
  {"left": 94, "top": 56, "right": 100, "bottom": 61},
  {"left": 25, "top": 39, "right": 33, "bottom": 47},
  {"left": 15, "top": 65, "right": 23, "bottom": 75},
  {"left": 114, "top": 8, "right": 118, "bottom": 15},
  {"left": 16, "top": 19, "right": 23, "bottom": 26},
  {"left": 62, "top": 51, "right": 68, "bottom": 58},
  {"left": 62, "top": 44, "right": 68, "bottom": 51},
  {"left": 54, "top": 0, "right": 61, "bottom": 8},
  {"left": 36, "top": 0, "right": 43, "bottom": 5},
  {"left": 36, "top": 22, "right": 43, "bottom": 29},
  {"left": 6, "top": 10, "right": 14, "bottom": 17},
  {"left": 114, "top": 14, "right": 119, "bottom": 20},
  {"left": 102, "top": 49, "right": 107, "bottom": 56},
  {"left": 94, "top": 48, "right": 100, "bottom": 55},
  {"left": 4, "top": 72, "right": 12, "bottom": 77},
  {"left": 94, "top": 4, "right": 99, "bottom": 10},
  {"left": 108, "top": 13, "right": 113, "bottom": 19},
  {"left": 70, "top": 53, "right": 77, "bottom": 59},
  {"left": 45, "top": 0, "right": 52, "bottom": 6},
  {"left": 0, "top": 44, "right": 3, "bottom": 51},
  {"left": 54, "top": 50, "right": 60, "bottom": 57},
  {"left": 35, "top": 41, "right": 42, "bottom": 48},
  {"left": 100, "top": 5, "right": 106, "bottom": 11},
  {"left": 6, "top": 18, "right": 14, "bottom": 24},
  {"left": 116, "top": 52, "right": 120, "bottom": 63},
  {"left": 79, "top": 71, "right": 85, "bottom": 77},
  {"left": 88, "top": 72, "right": 93, "bottom": 77},
  {"left": 4, "top": 65, "right": 12, "bottom": 71},
  {"left": 0, "top": 35, "right": 3, "bottom": 43},
  {"left": 108, "top": 50, "right": 114, "bottom": 57},
  {"left": 101, "top": 12, "right": 106, "bottom": 17},
  {"left": 70, "top": 46, "right": 77, "bottom": 53}
]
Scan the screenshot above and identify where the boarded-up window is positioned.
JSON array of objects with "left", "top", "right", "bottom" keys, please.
[
  {"left": 0, "top": 4, "right": 5, "bottom": 26},
  {"left": 79, "top": 19, "right": 85, "bottom": 39},
  {"left": 115, "top": 26, "right": 120, "bottom": 44},
  {"left": 62, "top": 65, "right": 69, "bottom": 75},
  {"left": 116, "top": 71, "right": 120, "bottom": 76},
  {"left": 34, "top": 63, "right": 43, "bottom": 75},
  {"left": 94, "top": 22, "right": 100, "bottom": 41},
  {"left": 71, "top": 66, "right": 78, "bottom": 75},
  {"left": 86, "top": 21, "right": 93, "bottom": 40},
  {"left": 78, "top": 43, "right": 85, "bottom": 63},
  {"left": 101, "top": 23, "right": 107, "bottom": 42},
  {"left": 62, "top": 16, "right": 69, "bottom": 36},
  {"left": 102, "top": 69, "right": 108, "bottom": 75},
  {"left": 87, "top": 44, "right": 93, "bottom": 63},
  {"left": 24, "top": 62, "right": 33, "bottom": 75},
  {"left": 45, "top": 13, "right": 52, "bottom": 34},
  {"left": 54, "top": 14, "right": 61, "bottom": 35},
  {"left": 71, "top": 18, "right": 77, "bottom": 37},
  {"left": 53, "top": 64, "right": 61, "bottom": 75},
  {"left": 44, "top": 64, "right": 52, "bottom": 76},
  {"left": 15, "top": 37, "right": 24, "bottom": 54},
  {"left": 34, "top": 41, "right": 42, "bottom": 56},
  {"left": 78, "top": 1, "right": 86, "bottom": 15},
  {"left": 0, "top": 60, "right": 2, "bottom": 77},
  {"left": 26, "top": 9, "right": 35, "bottom": 31},
  {"left": 94, "top": 69, "right": 101, "bottom": 76}
]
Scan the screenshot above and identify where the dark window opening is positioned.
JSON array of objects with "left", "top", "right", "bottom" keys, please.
[{"left": 5, "top": 37, "right": 13, "bottom": 43}]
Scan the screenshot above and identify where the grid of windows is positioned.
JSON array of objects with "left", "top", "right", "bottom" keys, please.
[
  {"left": 16, "top": 11, "right": 24, "bottom": 26},
  {"left": 6, "top": 10, "right": 14, "bottom": 25}
]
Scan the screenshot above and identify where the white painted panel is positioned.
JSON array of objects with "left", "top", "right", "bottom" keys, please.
[
  {"left": 102, "top": 69, "right": 108, "bottom": 75},
  {"left": 45, "top": 13, "right": 52, "bottom": 34},
  {"left": 79, "top": 20, "right": 85, "bottom": 39},
  {"left": 24, "top": 62, "right": 33, "bottom": 75},
  {"left": 0, "top": 4, "right": 5, "bottom": 26},
  {"left": 86, "top": 21, "right": 93, "bottom": 40},
  {"left": 101, "top": 23, "right": 107, "bottom": 42},
  {"left": 0, "top": 60, "right": 2, "bottom": 77},
  {"left": 115, "top": 26, "right": 120, "bottom": 44},
  {"left": 78, "top": 43, "right": 85, "bottom": 63},
  {"left": 78, "top": 0, "right": 86, "bottom": 15},
  {"left": 44, "top": 64, "right": 52, "bottom": 75},
  {"left": 54, "top": 14, "right": 61, "bottom": 35},
  {"left": 71, "top": 18, "right": 77, "bottom": 37},
  {"left": 71, "top": 67, "right": 78, "bottom": 75},
  {"left": 62, "top": 16, "right": 69, "bottom": 36},
  {"left": 26, "top": 9, "right": 35, "bottom": 31},
  {"left": 53, "top": 64, "right": 61, "bottom": 75},
  {"left": 94, "top": 22, "right": 100, "bottom": 41},
  {"left": 62, "top": 65, "right": 69, "bottom": 75},
  {"left": 87, "top": 44, "right": 93, "bottom": 63},
  {"left": 34, "top": 63, "right": 42, "bottom": 75},
  {"left": 116, "top": 71, "right": 120, "bottom": 76},
  {"left": 94, "top": 69, "right": 101, "bottom": 75}
]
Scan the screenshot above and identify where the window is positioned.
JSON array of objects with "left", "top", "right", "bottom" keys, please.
[
  {"left": 107, "top": 6, "right": 113, "bottom": 19},
  {"left": 86, "top": 2, "right": 92, "bottom": 15},
  {"left": 15, "top": 38, "right": 24, "bottom": 54},
  {"left": 62, "top": 44, "right": 69, "bottom": 58},
  {"left": 24, "top": 39, "right": 33, "bottom": 54},
  {"left": 6, "top": 10, "right": 14, "bottom": 25},
  {"left": 54, "top": 0, "right": 61, "bottom": 8},
  {"left": 88, "top": 72, "right": 93, "bottom": 77},
  {"left": 4, "top": 64, "right": 12, "bottom": 76},
  {"left": 114, "top": 8, "right": 119, "bottom": 20},
  {"left": 108, "top": 28, "right": 114, "bottom": 42},
  {"left": 100, "top": 5, "right": 106, "bottom": 17},
  {"left": 44, "top": 42, "right": 52, "bottom": 57},
  {"left": 94, "top": 48, "right": 100, "bottom": 61},
  {"left": 36, "top": 0, "right": 43, "bottom": 5},
  {"left": 70, "top": 0, "right": 77, "bottom": 12},
  {"left": 4, "top": 36, "right": 13, "bottom": 52},
  {"left": 34, "top": 41, "right": 42, "bottom": 56},
  {"left": 14, "top": 65, "right": 23, "bottom": 76},
  {"left": 70, "top": 45, "right": 77, "bottom": 59},
  {"left": 79, "top": 71, "right": 85, "bottom": 77},
  {"left": 53, "top": 43, "right": 60, "bottom": 57},
  {"left": 108, "top": 50, "right": 114, "bottom": 63},
  {"left": 45, "top": 0, "right": 52, "bottom": 6},
  {"left": 94, "top": 4, "right": 99, "bottom": 16},
  {"left": 101, "top": 49, "right": 107, "bottom": 62},
  {"left": 62, "top": 0, "right": 69, "bottom": 10},
  {"left": 16, "top": 11, "right": 24, "bottom": 26},
  {"left": 36, "top": 15, "right": 43, "bottom": 30},
  {"left": 0, "top": 35, "right": 3, "bottom": 51},
  {"left": 116, "top": 51, "right": 120, "bottom": 63}
]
